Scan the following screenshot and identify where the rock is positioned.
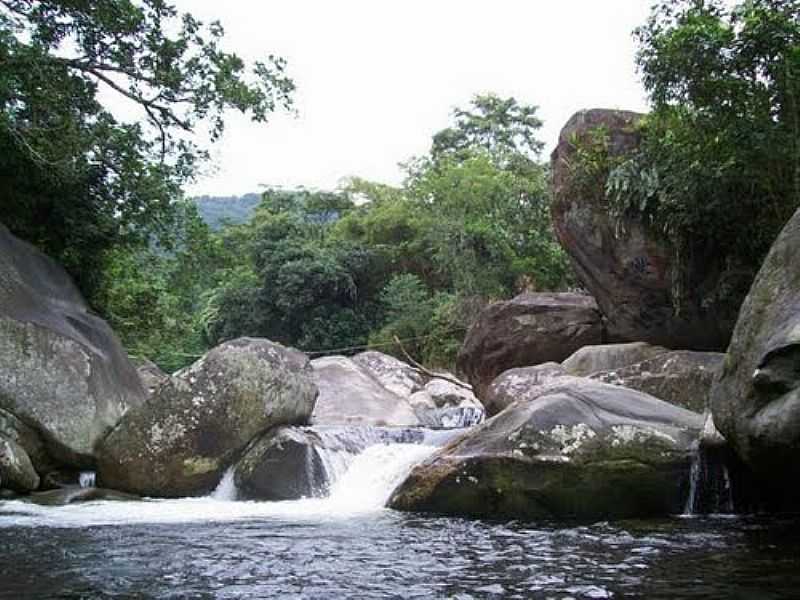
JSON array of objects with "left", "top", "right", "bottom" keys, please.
[
  {"left": 97, "top": 338, "right": 317, "bottom": 497},
  {"left": 590, "top": 350, "right": 723, "bottom": 413},
  {"left": 0, "top": 407, "right": 51, "bottom": 475},
  {"left": 0, "top": 223, "right": 146, "bottom": 468},
  {"left": 483, "top": 363, "right": 567, "bottom": 417},
  {"left": 551, "top": 109, "right": 747, "bottom": 350},
  {"left": 411, "top": 378, "right": 485, "bottom": 429},
  {"left": 0, "top": 435, "right": 39, "bottom": 492},
  {"left": 311, "top": 356, "right": 420, "bottom": 426},
  {"left": 562, "top": 342, "right": 669, "bottom": 376},
  {"left": 456, "top": 293, "right": 604, "bottom": 399},
  {"left": 352, "top": 351, "right": 425, "bottom": 397},
  {"left": 423, "top": 378, "right": 476, "bottom": 408},
  {"left": 234, "top": 427, "right": 329, "bottom": 500},
  {"left": 136, "top": 359, "right": 169, "bottom": 397},
  {"left": 710, "top": 208, "right": 800, "bottom": 496},
  {"left": 25, "top": 486, "right": 140, "bottom": 506},
  {"left": 389, "top": 377, "right": 703, "bottom": 521}
]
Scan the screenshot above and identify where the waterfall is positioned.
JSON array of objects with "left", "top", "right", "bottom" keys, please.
[
  {"left": 78, "top": 471, "right": 96, "bottom": 489},
  {"left": 211, "top": 467, "right": 238, "bottom": 501},
  {"left": 322, "top": 443, "right": 438, "bottom": 511},
  {"left": 683, "top": 442, "right": 735, "bottom": 516}
]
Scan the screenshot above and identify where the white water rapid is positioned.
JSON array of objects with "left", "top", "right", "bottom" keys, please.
[{"left": 0, "top": 441, "right": 439, "bottom": 528}]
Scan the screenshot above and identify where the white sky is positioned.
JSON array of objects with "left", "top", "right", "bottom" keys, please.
[{"left": 171, "top": 0, "right": 652, "bottom": 197}]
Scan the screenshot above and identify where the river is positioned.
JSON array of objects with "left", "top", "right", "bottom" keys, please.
[{"left": 1, "top": 442, "right": 798, "bottom": 599}]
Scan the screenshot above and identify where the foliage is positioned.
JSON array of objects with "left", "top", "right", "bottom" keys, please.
[
  {"left": 95, "top": 202, "right": 226, "bottom": 372},
  {"left": 607, "top": 0, "right": 800, "bottom": 269},
  {"left": 0, "top": 0, "right": 293, "bottom": 299}
]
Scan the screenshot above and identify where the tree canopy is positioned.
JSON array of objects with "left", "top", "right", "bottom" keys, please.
[{"left": 0, "top": 0, "right": 293, "bottom": 296}]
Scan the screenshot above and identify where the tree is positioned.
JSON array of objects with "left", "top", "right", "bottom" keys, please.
[
  {"left": 608, "top": 0, "right": 800, "bottom": 270},
  {"left": 0, "top": 0, "right": 293, "bottom": 298},
  {"left": 431, "top": 93, "right": 545, "bottom": 175}
]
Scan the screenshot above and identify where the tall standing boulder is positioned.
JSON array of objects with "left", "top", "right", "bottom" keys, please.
[
  {"left": 456, "top": 292, "right": 603, "bottom": 400},
  {"left": 0, "top": 223, "right": 146, "bottom": 472},
  {"left": 97, "top": 338, "right": 318, "bottom": 497},
  {"left": 551, "top": 109, "right": 746, "bottom": 350},
  {"left": 710, "top": 208, "right": 800, "bottom": 499}
]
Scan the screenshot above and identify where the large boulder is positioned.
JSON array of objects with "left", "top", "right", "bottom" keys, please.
[
  {"left": 710, "top": 208, "right": 800, "bottom": 497},
  {"left": 97, "top": 338, "right": 317, "bottom": 497},
  {"left": 551, "top": 109, "right": 746, "bottom": 350},
  {"left": 311, "top": 356, "right": 420, "bottom": 426},
  {"left": 0, "top": 223, "right": 146, "bottom": 469},
  {"left": 390, "top": 377, "right": 703, "bottom": 521},
  {"left": 590, "top": 350, "right": 723, "bottom": 413},
  {"left": 352, "top": 351, "right": 425, "bottom": 397},
  {"left": 483, "top": 363, "right": 567, "bottom": 417},
  {"left": 456, "top": 293, "right": 603, "bottom": 399},
  {"left": 562, "top": 342, "right": 669, "bottom": 376}
]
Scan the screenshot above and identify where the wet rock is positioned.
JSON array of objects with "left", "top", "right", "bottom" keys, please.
[
  {"left": 311, "top": 356, "right": 420, "bottom": 426},
  {"left": 551, "top": 108, "right": 747, "bottom": 350},
  {"left": 456, "top": 293, "right": 603, "bottom": 400},
  {"left": 97, "top": 338, "right": 317, "bottom": 497},
  {"left": 25, "top": 486, "right": 140, "bottom": 506},
  {"left": 589, "top": 350, "right": 723, "bottom": 413},
  {"left": 234, "top": 427, "right": 329, "bottom": 500},
  {"left": 0, "top": 223, "right": 146, "bottom": 467},
  {"left": 710, "top": 208, "right": 800, "bottom": 502},
  {"left": 0, "top": 435, "right": 39, "bottom": 492},
  {"left": 352, "top": 351, "right": 425, "bottom": 397},
  {"left": 562, "top": 342, "right": 669, "bottom": 376},
  {"left": 390, "top": 377, "right": 703, "bottom": 521},
  {"left": 483, "top": 363, "right": 567, "bottom": 417},
  {"left": 411, "top": 378, "right": 485, "bottom": 429}
]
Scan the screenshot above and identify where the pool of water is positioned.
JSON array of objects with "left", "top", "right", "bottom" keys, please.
[{"left": 1, "top": 500, "right": 799, "bottom": 599}]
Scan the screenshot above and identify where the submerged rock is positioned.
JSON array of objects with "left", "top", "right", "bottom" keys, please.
[
  {"left": 311, "top": 356, "right": 420, "bottom": 426},
  {"left": 551, "top": 109, "right": 746, "bottom": 350},
  {"left": 710, "top": 208, "right": 800, "bottom": 504},
  {"left": 589, "top": 350, "right": 723, "bottom": 413},
  {"left": 456, "top": 292, "right": 603, "bottom": 400},
  {"left": 562, "top": 342, "right": 669, "bottom": 376},
  {"left": 97, "top": 338, "right": 317, "bottom": 497},
  {"left": 0, "top": 223, "right": 146, "bottom": 469},
  {"left": 390, "top": 377, "right": 703, "bottom": 521},
  {"left": 25, "top": 486, "right": 140, "bottom": 506}
]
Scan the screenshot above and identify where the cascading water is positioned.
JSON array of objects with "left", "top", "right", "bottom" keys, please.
[
  {"left": 683, "top": 442, "right": 735, "bottom": 516},
  {"left": 78, "top": 471, "right": 96, "bottom": 489},
  {"left": 211, "top": 467, "right": 238, "bottom": 501}
]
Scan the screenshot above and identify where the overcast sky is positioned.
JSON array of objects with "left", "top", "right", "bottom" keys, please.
[{"left": 171, "top": 1, "right": 652, "bottom": 197}]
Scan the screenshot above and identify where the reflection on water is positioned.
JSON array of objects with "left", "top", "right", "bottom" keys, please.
[{"left": 0, "top": 503, "right": 798, "bottom": 599}]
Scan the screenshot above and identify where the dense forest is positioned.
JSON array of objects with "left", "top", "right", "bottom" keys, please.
[{"left": 2, "top": 0, "right": 798, "bottom": 374}]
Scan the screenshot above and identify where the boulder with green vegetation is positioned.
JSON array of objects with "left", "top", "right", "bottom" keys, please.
[
  {"left": 390, "top": 377, "right": 702, "bottom": 520},
  {"left": 97, "top": 338, "right": 317, "bottom": 497},
  {"left": 550, "top": 109, "right": 743, "bottom": 351}
]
